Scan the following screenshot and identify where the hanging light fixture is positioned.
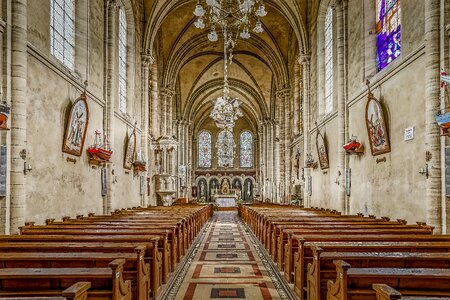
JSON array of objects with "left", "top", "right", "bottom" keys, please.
[{"left": 193, "top": 0, "right": 268, "bottom": 130}]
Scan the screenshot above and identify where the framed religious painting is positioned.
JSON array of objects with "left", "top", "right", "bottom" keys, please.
[
  {"left": 316, "top": 128, "right": 329, "bottom": 170},
  {"left": 62, "top": 93, "right": 89, "bottom": 156},
  {"left": 124, "top": 128, "right": 136, "bottom": 170},
  {"left": 365, "top": 92, "right": 390, "bottom": 156}
]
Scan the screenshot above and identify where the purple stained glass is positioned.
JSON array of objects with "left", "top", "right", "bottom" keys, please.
[
  {"left": 376, "top": 0, "right": 401, "bottom": 71},
  {"left": 240, "top": 131, "right": 253, "bottom": 168},
  {"left": 198, "top": 131, "right": 212, "bottom": 168}
]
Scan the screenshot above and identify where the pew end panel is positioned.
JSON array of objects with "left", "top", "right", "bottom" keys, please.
[{"left": 373, "top": 284, "right": 402, "bottom": 300}]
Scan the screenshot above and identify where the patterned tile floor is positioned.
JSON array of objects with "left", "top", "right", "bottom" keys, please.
[{"left": 170, "top": 211, "right": 290, "bottom": 300}]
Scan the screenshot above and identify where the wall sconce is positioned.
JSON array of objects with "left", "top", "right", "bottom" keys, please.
[
  {"left": 24, "top": 162, "right": 32, "bottom": 175},
  {"left": 419, "top": 164, "right": 429, "bottom": 178}
]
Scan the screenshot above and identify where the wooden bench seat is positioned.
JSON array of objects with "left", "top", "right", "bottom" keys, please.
[
  {"left": 1, "top": 234, "right": 170, "bottom": 285},
  {"left": 0, "top": 259, "right": 131, "bottom": 300},
  {"left": 307, "top": 249, "right": 450, "bottom": 300},
  {"left": 373, "top": 284, "right": 450, "bottom": 300},
  {"left": 0, "top": 250, "right": 150, "bottom": 300},
  {"left": 0, "top": 239, "right": 162, "bottom": 299},
  {"left": 273, "top": 224, "right": 431, "bottom": 269},
  {"left": 0, "top": 282, "right": 91, "bottom": 300},
  {"left": 327, "top": 260, "right": 450, "bottom": 300},
  {"left": 263, "top": 218, "right": 400, "bottom": 250},
  {"left": 280, "top": 227, "right": 434, "bottom": 283},
  {"left": 291, "top": 237, "right": 450, "bottom": 299},
  {"left": 20, "top": 226, "right": 178, "bottom": 277}
]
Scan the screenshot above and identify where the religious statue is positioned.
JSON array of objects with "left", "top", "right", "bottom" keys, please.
[
  {"left": 199, "top": 181, "right": 205, "bottom": 197},
  {"left": 221, "top": 179, "right": 230, "bottom": 194}
]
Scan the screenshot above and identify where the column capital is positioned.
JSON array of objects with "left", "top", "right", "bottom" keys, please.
[
  {"left": 161, "top": 87, "right": 176, "bottom": 98},
  {"left": 107, "top": 0, "right": 120, "bottom": 10},
  {"left": 141, "top": 53, "right": 154, "bottom": 67},
  {"left": 276, "top": 88, "right": 290, "bottom": 98},
  {"left": 298, "top": 52, "right": 311, "bottom": 66},
  {"left": 331, "top": 0, "right": 347, "bottom": 10}
]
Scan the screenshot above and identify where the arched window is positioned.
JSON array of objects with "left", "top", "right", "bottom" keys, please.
[
  {"left": 324, "top": 6, "right": 333, "bottom": 114},
  {"left": 198, "top": 131, "right": 212, "bottom": 168},
  {"left": 376, "top": 0, "right": 401, "bottom": 71},
  {"left": 240, "top": 131, "right": 253, "bottom": 168},
  {"left": 118, "top": 6, "right": 127, "bottom": 113},
  {"left": 50, "top": 0, "right": 75, "bottom": 69},
  {"left": 216, "top": 130, "right": 235, "bottom": 168}
]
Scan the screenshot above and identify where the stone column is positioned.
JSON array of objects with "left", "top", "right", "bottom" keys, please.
[
  {"left": 271, "top": 120, "right": 278, "bottom": 202},
  {"left": 140, "top": 54, "right": 152, "bottom": 207},
  {"left": 299, "top": 53, "right": 311, "bottom": 207},
  {"left": 293, "top": 62, "right": 300, "bottom": 137},
  {"left": 275, "top": 91, "right": 284, "bottom": 202},
  {"left": 334, "top": 0, "right": 347, "bottom": 213},
  {"left": 284, "top": 90, "right": 291, "bottom": 202},
  {"left": 150, "top": 63, "right": 159, "bottom": 138},
  {"left": 425, "top": 0, "right": 442, "bottom": 233},
  {"left": 160, "top": 88, "right": 175, "bottom": 137},
  {"left": 9, "top": 0, "right": 27, "bottom": 234},
  {"left": 258, "top": 125, "right": 264, "bottom": 198},
  {"left": 103, "top": 0, "right": 118, "bottom": 215}
]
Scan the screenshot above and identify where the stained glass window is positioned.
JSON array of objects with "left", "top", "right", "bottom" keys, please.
[
  {"left": 50, "top": 0, "right": 75, "bottom": 70},
  {"left": 240, "top": 131, "right": 253, "bottom": 168},
  {"left": 376, "top": 0, "right": 401, "bottom": 71},
  {"left": 198, "top": 131, "right": 212, "bottom": 168},
  {"left": 118, "top": 6, "right": 127, "bottom": 113},
  {"left": 324, "top": 6, "right": 333, "bottom": 114},
  {"left": 216, "top": 129, "right": 235, "bottom": 168}
]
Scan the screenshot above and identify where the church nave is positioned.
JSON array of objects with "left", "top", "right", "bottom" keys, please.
[{"left": 164, "top": 211, "right": 294, "bottom": 300}]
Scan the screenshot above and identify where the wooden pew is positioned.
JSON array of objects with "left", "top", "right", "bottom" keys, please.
[
  {"left": 5, "top": 232, "right": 170, "bottom": 284},
  {"left": 307, "top": 247, "right": 450, "bottom": 300},
  {"left": 281, "top": 226, "right": 434, "bottom": 283},
  {"left": 274, "top": 223, "right": 430, "bottom": 271},
  {"left": 0, "top": 249, "right": 150, "bottom": 300},
  {"left": 0, "top": 282, "right": 91, "bottom": 300},
  {"left": 0, "top": 236, "right": 162, "bottom": 297},
  {"left": 292, "top": 236, "right": 450, "bottom": 299},
  {"left": 20, "top": 225, "right": 178, "bottom": 278},
  {"left": 373, "top": 284, "right": 450, "bottom": 300},
  {"left": 291, "top": 240, "right": 450, "bottom": 298},
  {"left": 0, "top": 259, "right": 131, "bottom": 300},
  {"left": 326, "top": 260, "right": 450, "bottom": 300}
]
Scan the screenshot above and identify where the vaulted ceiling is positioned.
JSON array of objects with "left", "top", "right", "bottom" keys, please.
[{"left": 142, "top": 0, "right": 310, "bottom": 131}]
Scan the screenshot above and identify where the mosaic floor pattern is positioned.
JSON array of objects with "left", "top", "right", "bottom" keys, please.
[{"left": 169, "top": 211, "right": 292, "bottom": 300}]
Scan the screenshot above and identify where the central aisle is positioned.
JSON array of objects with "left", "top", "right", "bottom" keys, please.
[{"left": 169, "top": 211, "right": 293, "bottom": 300}]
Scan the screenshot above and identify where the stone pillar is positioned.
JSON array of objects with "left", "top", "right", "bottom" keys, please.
[
  {"left": 10, "top": 0, "right": 27, "bottom": 234},
  {"left": 275, "top": 91, "right": 284, "bottom": 202},
  {"left": 425, "top": 0, "right": 442, "bottom": 233},
  {"left": 150, "top": 63, "right": 159, "bottom": 138},
  {"left": 293, "top": 62, "right": 300, "bottom": 137},
  {"left": 258, "top": 125, "right": 264, "bottom": 198},
  {"left": 334, "top": 0, "right": 347, "bottom": 213},
  {"left": 284, "top": 90, "right": 291, "bottom": 202},
  {"left": 270, "top": 120, "right": 278, "bottom": 202},
  {"left": 140, "top": 54, "right": 152, "bottom": 207},
  {"left": 103, "top": 0, "right": 118, "bottom": 215},
  {"left": 160, "top": 88, "right": 175, "bottom": 137},
  {"left": 299, "top": 53, "right": 311, "bottom": 207}
]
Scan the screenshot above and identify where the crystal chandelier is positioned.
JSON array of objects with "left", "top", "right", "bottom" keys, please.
[
  {"left": 193, "top": 0, "right": 267, "bottom": 129},
  {"left": 193, "top": 0, "right": 267, "bottom": 42}
]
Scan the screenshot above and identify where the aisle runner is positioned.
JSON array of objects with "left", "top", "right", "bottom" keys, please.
[{"left": 172, "top": 211, "right": 290, "bottom": 300}]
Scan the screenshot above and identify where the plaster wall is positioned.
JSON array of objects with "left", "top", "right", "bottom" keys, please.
[
  {"left": 307, "top": 0, "right": 427, "bottom": 223},
  {"left": 23, "top": 0, "right": 144, "bottom": 224}
]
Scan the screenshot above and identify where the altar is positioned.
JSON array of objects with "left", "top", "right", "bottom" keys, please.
[
  {"left": 211, "top": 178, "right": 239, "bottom": 207},
  {"left": 213, "top": 195, "right": 238, "bottom": 207}
]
